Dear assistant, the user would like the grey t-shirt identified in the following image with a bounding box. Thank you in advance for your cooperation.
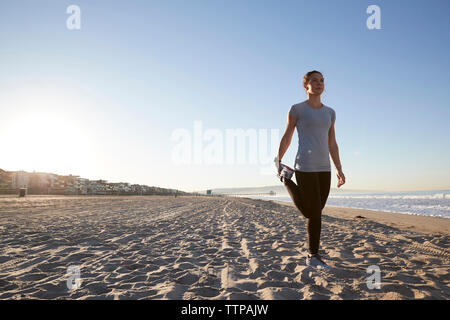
[289,101,336,172]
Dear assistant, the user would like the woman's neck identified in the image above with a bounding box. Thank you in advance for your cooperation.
[306,95,322,108]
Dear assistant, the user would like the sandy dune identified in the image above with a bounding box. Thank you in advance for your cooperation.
[0,195,448,300]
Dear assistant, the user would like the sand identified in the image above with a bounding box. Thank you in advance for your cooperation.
[0,195,448,300]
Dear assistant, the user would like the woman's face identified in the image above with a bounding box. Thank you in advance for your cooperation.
[304,73,324,95]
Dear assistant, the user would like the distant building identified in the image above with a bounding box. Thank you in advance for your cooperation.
[0,169,16,193]
[12,171,29,189]
[28,172,51,194]
[0,168,190,196]
[206,189,212,195]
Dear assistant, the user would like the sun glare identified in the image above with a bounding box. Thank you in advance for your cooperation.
[1,112,93,175]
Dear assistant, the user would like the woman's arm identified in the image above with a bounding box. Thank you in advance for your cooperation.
[278,112,296,161]
[328,120,341,169]
[328,120,346,187]
[329,145,342,169]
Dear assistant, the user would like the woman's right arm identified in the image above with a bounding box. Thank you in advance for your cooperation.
[277,112,296,161]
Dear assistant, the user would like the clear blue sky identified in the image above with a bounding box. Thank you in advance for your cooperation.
[1,0,449,192]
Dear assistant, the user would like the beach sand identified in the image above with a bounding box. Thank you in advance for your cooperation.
[0,195,448,300]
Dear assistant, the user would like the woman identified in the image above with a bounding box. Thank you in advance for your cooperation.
[275,70,345,270]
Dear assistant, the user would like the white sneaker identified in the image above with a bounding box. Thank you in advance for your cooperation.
[277,164,294,182]
[306,254,331,270]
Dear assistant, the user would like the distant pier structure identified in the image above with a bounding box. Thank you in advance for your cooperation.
[222,191,276,197]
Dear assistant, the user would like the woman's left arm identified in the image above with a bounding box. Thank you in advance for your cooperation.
[328,120,346,187]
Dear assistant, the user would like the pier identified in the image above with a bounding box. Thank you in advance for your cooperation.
[220,192,276,197]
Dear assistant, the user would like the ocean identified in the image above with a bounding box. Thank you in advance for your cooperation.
[239,189,450,219]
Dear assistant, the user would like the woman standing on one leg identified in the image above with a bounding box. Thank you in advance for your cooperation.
[275,70,346,269]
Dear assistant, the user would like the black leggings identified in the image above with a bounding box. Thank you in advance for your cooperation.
[284,171,331,255]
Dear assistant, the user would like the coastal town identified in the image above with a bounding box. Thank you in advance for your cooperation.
[0,168,189,196]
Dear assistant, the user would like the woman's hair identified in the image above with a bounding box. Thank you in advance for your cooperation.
[302,70,323,89]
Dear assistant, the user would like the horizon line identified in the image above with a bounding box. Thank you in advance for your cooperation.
[191,186,450,193]
[3,168,449,194]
